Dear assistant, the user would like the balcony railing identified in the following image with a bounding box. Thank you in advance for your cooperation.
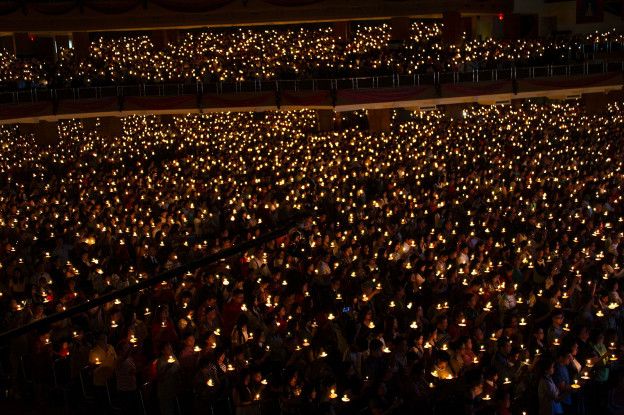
[1,60,622,105]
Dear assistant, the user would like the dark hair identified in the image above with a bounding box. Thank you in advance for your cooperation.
[538,356,555,375]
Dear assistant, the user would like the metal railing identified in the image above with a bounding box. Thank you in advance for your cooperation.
[1,60,622,106]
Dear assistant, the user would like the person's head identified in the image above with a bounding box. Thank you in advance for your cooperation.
[464,368,483,398]
[578,326,590,342]
[251,368,262,383]
[157,305,169,321]
[539,356,555,377]
[557,347,572,366]
[533,327,544,341]
[239,369,251,385]
[498,337,512,355]
[96,333,108,348]
[236,313,249,329]
[436,315,448,331]
[591,330,604,345]
[551,310,564,327]
[183,334,195,347]
[484,365,498,383]
[232,288,245,305]
[161,342,173,357]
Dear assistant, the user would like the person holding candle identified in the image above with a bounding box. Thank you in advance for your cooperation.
[553,347,573,414]
[538,356,564,415]
[232,369,261,415]
[155,342,181,415]
[0,102,624,415]
[89,334,117,412]
[115,342,138,414]
[547,310,565,347]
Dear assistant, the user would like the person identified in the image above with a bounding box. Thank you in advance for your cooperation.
[546,310,565,347]
[0,101,623,415]
[607,372,624,415]
[552,348,572,414]
[115,342,138,414]
[89,334,117,412]
[232,369,261,415]
[538,357,564,415]
[155,343,181,415]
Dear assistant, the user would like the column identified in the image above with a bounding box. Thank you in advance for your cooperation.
[71,32,90,59]
[442,12,462,44]
[14,33,35,57]
[390,17,410,42]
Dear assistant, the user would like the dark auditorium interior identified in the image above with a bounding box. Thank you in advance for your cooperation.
[0,0,624,414]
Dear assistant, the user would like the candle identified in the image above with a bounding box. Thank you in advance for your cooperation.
[329,388,338,399]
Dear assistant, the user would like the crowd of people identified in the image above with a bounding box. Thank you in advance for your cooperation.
[0,102,622,415]
[0,21,623,89]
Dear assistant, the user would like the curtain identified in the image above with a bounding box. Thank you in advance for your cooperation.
[83,0,142,14]
[149,0,234,12]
